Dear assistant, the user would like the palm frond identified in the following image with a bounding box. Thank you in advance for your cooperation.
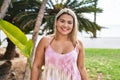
[48,0,54,9]
[22,19,36,33]
[77,14,101,33]
[64,0,71,7]
[67,0,78,8]
[13,12,37,30]
[75,6,103,13]
[3,0,103,37]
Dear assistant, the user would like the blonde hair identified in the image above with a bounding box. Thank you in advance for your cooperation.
[53,8,78,45]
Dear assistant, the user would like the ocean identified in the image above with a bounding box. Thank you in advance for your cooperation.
[79,25,120,38]
[97,25,120,38]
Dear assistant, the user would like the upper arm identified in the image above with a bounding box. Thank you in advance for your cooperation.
[77,40,85,69]
[32,36,49,69]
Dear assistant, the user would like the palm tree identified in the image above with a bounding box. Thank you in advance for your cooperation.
[0,0,42,60]
[13,0,103,37]
[23,0,48,79]
[8,0,103,38]
[1,0,102,60]
[44,0,103,37]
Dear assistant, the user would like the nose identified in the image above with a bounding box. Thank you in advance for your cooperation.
[63,23,68,28]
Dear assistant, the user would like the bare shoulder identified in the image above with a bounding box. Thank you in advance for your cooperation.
[37,35,53,48]
[37,36,49,48]
[76,39,84,50]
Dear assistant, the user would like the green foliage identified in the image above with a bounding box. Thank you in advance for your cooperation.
[2,0,103,37]
[0,0,3,6]
[85,48,120,80]
[4,0,42,34]
[14,12,38,33]
[45,0,103,36]
[0,20,33,59]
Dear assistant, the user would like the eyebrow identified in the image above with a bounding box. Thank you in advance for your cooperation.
[59,18,73,22]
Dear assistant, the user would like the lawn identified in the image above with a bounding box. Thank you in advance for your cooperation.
[85,48,120,80]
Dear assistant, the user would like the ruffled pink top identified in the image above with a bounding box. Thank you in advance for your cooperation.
[40,39,81,80]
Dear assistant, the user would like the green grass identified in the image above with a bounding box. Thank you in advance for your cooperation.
[85,48,120,80]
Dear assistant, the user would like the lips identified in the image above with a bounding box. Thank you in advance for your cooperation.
[61,27,69,32]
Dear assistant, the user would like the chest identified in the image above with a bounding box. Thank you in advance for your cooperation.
[50,41,75,54]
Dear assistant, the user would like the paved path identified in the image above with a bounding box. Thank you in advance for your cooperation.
[80,37,120,49]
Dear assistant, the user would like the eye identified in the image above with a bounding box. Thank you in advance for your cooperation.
[59,19,64,23]
[68,21,73,24]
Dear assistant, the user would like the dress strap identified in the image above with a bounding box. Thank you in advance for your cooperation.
[75,47,79,53]
[49,36,55,45]
[74,41,79,53]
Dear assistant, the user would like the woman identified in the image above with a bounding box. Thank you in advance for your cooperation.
[31,8,87,80]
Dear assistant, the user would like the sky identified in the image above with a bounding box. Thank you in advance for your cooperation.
[52,0,120,26]
[85,0,120,26]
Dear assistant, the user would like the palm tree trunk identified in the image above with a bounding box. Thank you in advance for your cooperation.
[31,0,48,62]
[0,0,11,19]
[93,0,98,38]
[3,38,16,60]
[23,0,48,80]
[94,0,98,23]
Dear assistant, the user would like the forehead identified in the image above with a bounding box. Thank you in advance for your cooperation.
[58,14,73,21]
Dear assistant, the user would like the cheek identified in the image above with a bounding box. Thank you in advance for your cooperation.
[70,27,73,32]
[56,21,61,27]
[70,25,74,32]
[70,25,74,30]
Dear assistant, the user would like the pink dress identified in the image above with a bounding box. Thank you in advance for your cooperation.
[40,40,81,80]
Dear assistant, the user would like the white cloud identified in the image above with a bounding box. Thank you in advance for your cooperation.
[97,0,120,25]
[83,0,120,26]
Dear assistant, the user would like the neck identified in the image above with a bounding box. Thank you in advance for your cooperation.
[55,34,70,41]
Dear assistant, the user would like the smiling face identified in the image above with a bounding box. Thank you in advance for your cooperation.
[54,8,78,44]
[56,13,74,36]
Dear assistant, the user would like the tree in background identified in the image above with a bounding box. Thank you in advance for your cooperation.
[0,0,47,79]
[0,0,103,59]
[13,0,103,37]
[0,0,42,60]
[44,0,103,37]
[23,0,48,79]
